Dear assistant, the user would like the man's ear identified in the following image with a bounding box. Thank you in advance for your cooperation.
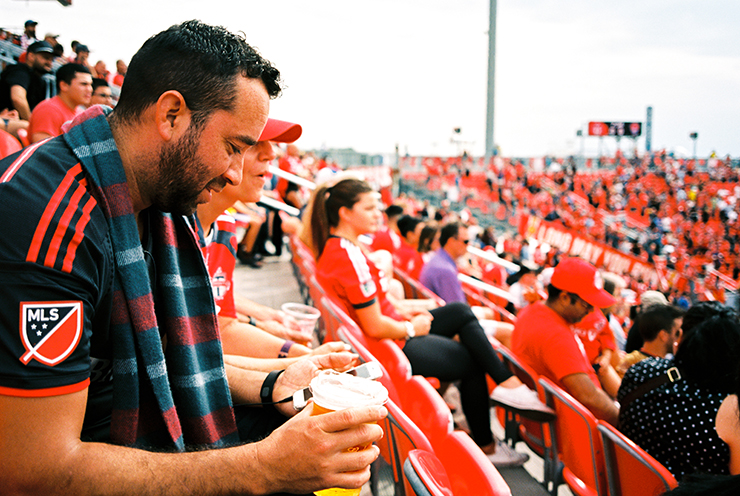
[154,90,191,142]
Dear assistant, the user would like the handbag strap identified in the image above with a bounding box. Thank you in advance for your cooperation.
[620,366,682,411]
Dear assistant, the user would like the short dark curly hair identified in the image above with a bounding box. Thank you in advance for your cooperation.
[112,20,281,129]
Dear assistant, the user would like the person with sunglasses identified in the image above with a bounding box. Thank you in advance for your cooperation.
[512,257,621,425]
[419,221,472,305]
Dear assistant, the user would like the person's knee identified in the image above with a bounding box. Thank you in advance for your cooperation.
[445,301,476,321]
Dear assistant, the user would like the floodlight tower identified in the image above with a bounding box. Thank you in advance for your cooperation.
[484,0,497,162]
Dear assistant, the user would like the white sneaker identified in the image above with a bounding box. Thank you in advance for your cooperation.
[490,384,555,421]
[486,439,529,468]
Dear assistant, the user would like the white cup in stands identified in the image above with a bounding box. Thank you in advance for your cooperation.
[281,302,321,345]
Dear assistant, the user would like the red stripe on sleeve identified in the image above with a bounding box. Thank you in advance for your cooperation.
[0,140,47,184]
[44,183,87,269]
[26,163,84,263]
[62,196,98,273]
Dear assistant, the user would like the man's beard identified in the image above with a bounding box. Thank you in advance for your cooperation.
[154,124,219,216]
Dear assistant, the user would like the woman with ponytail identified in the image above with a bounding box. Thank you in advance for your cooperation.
[306,177,551,467]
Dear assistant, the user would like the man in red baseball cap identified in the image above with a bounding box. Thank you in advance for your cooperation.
[512,257,620,425]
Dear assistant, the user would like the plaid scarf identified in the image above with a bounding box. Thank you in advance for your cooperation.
[63,107,238,450]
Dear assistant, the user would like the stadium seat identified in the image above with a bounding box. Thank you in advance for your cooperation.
[375,399,436,496]
[597,421,678,496]
[403,449,454,496]
[333,323,403,407]
[393,267,445,306]
[539,377,607,496]
[401,374,453,448]
[435,431,512,496]
[494,345,557,491]
[0,129,22,160]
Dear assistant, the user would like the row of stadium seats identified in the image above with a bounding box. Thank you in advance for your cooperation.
[288,233,678,496]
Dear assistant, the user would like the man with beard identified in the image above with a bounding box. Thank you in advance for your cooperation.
[0,40,55,120]
[0,20,385,496]
[511,257,620,425]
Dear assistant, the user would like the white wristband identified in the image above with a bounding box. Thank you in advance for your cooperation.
[404,321,415,340]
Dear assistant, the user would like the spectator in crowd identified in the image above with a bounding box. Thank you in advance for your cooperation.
[43,32,60,47]
[419,221,471,304]
[512,257,620,425]
[197,117,318,349]
[625,290,670,353]
[73,44,94,75]
[66,40,79,63]
[307,177,551,468]
[112,59,127,87]
[506,265,542,311]
[417,223,440,263]
[618,302,740,479]
[20,20,38,49]
[616,304,684,377]
[270,142,306,257]
[90,77,113,107]
[94,60,110,81]
[0,20,385,496]
[371,203,404,254]
[394,214,425,280]
[28,63,91,143]
[52,41,65,64]
[0,40,54,120]
[601,272,628,349]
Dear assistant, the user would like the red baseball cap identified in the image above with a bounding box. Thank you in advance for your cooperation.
[550,257,615,308]
[259,118,302,143]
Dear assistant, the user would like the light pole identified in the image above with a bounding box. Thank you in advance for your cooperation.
[484,0,497,163]
[689,132,698,160]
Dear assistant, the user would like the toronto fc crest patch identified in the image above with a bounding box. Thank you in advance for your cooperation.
[19,301,83,366]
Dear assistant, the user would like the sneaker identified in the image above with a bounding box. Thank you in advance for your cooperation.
[486,439,529,468]
[490,384,555,421]
[237,248,263,268]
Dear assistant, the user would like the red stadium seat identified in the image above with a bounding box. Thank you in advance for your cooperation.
[376,399,436,496]
[435,431,512,496]
[403,449,454,496]
[401,374,453,448]
[494,345,557,491]
[597,421,677,496]
[0,129,22,160]
[539,377,607,496]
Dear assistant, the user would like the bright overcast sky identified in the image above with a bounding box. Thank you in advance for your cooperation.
[4,0,740,159]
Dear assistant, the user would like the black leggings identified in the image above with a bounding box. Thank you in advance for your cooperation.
[401,301,513,447]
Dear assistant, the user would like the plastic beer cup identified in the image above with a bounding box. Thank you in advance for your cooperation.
[281,302,321,346]
[310,370,388,496]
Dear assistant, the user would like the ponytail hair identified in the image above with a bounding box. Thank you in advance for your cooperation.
[306,178,373,259]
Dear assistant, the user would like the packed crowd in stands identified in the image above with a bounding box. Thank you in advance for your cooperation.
[0,19,127,148]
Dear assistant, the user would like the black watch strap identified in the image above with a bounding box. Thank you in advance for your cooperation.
[260,369,285,408]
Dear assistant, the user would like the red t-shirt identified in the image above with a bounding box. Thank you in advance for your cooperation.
[317,236,402,328]
[393,238,424,280]
[573,309,616,364]
[202,213,237,319]
[512,302,600,390]
[28,95,79,139]
[370,226,401,254]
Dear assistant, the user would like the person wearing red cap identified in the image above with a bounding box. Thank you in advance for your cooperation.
[512,257,620,425]
[197,118,340,359]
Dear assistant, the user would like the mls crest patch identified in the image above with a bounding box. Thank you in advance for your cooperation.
[19,301,83,366]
